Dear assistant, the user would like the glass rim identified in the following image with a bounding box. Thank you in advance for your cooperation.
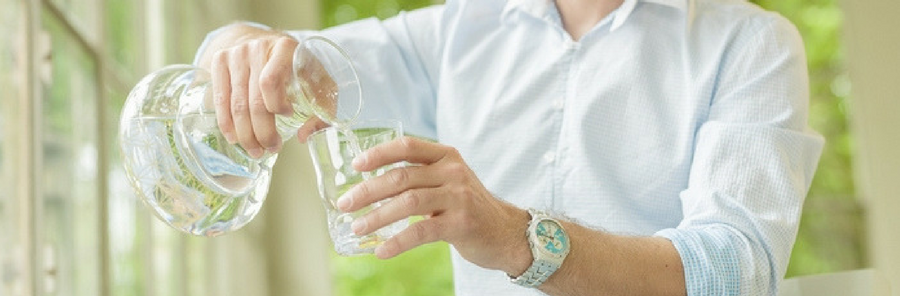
[306,119,403,142]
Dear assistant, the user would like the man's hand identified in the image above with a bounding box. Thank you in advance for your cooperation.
[335,137,534,276]
[201,25,330,159]
[210,35,296,158]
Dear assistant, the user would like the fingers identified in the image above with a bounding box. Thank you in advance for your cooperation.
[353,137,454,171]
[210,36,299,156]
[259,37,297,116]
[350,187,449,237]
[375,217,446,259]
[227,46,265,158]
[249,41,281,154]
[211,51,236,144]
[337,165,441,212]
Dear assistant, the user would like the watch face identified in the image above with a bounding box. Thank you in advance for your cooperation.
[535,219,568,256]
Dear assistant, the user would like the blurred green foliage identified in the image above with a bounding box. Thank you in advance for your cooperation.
[322,1,455,296]
[324,0,859,294]
[322,0,434,27]
[330,241,455,296]
[749,0,864,277]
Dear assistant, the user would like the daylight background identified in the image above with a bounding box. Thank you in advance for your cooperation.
[1,0,898,295]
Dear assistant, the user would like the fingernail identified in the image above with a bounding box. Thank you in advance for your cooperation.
[351,218,367,234]
[374,245,390,259]
[266,143,281,154]
[248,147,263,158]
[352,153,367,168]
[336,195,352,211]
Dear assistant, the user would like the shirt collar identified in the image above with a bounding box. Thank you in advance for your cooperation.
[501,0,691,32]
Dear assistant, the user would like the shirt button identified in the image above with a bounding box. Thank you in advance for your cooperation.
[543,151,556,163]
[553,99,565,110]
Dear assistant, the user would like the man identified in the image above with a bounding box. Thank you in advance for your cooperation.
[195,0,824,294]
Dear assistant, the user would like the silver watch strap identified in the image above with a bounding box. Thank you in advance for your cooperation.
[511,258,558,288]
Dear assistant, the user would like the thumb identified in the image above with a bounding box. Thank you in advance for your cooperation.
[296,117,330,143]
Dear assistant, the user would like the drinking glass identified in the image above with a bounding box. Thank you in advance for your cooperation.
[307,120,408,255]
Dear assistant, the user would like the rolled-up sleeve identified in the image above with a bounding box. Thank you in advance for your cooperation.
[655,14,824,296]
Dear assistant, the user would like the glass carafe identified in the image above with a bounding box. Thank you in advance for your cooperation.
[118,36,361,236]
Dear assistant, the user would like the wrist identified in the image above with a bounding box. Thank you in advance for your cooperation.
[501,207,534,277]
[196,23,285,70]
[508,209,573,288]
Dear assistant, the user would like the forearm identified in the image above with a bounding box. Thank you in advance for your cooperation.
[504,218,687,296]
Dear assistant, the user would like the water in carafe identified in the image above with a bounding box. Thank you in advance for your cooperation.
[119,36,362,236]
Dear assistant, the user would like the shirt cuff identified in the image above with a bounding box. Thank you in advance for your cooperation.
[656,227,755,296]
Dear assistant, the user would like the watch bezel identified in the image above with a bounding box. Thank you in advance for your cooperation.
[526,214,570,261]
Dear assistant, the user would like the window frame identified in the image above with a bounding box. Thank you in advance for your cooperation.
[7,0,126,295]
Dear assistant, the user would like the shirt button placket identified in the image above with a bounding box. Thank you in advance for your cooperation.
[550,39,580,210]
[553,98,565,110]
[543,151,556,164]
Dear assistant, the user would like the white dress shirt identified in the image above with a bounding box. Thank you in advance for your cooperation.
[197,0,824,294]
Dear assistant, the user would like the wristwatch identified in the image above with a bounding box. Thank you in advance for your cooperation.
[509,209,571,288]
